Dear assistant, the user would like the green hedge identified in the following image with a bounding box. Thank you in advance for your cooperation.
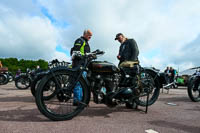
[0,58,48,74]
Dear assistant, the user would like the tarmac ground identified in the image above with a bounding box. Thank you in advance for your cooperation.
[0,82,200,133]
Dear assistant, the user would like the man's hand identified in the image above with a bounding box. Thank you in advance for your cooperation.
[117,55,121,60]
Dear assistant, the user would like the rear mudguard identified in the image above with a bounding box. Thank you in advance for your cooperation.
[143,67,163,88]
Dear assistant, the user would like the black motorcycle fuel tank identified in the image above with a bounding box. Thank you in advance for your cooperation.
[88,61,119,73]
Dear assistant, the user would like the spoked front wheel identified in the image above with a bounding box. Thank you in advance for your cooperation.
[35,70,90,121]
[0,74,8,85]
[187,77,200,102]
[135,70,160,106]
[31,76,43,97]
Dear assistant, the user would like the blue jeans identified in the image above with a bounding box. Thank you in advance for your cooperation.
[73,71,87,103]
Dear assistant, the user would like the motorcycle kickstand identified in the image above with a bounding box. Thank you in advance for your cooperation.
[145,92,149,114]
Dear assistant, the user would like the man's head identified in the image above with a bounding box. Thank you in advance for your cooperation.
[115,33,126,43]
[83,29,92,41]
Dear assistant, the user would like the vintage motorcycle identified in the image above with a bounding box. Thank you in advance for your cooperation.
[187,70,200,102]
[15,69,37,90]
[7,72,14,82]
[30,59,70,97]
[0,67,9,85]
[0,73,9,85]
[35,50,162,121]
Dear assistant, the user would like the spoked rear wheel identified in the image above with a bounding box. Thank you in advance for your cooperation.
[135,70,160,106]
[15,76,31,90]
[35,70,90,121]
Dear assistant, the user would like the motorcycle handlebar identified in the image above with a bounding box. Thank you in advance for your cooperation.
[72,49,104,60]
[88,49,105,56]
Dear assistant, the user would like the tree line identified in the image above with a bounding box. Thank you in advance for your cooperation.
[0,58,48,74]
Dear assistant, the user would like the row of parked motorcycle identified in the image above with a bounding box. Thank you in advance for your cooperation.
[0,67,41,90]
[0,50,199,121]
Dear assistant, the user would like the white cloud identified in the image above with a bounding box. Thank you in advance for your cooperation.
[1,0,200,71]
[0,4,59,60]
[52,51,71,62]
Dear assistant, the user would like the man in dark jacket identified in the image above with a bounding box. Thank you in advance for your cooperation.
[70,29,92,106]
[115,33,139,67]
[169,67,175,83]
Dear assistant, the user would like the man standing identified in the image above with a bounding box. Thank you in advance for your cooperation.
[169,67,175,83]
[115,33,139,67]
[71,29,92,67]
[164,66,170,84]
[70,29,92,106]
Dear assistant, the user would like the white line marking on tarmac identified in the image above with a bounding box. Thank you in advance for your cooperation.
[145,129,159,133]
[166,102,177,106]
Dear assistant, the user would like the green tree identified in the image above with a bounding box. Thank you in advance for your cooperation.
[0,58,48,74]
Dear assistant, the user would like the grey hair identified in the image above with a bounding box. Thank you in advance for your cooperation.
[83,29,88,35]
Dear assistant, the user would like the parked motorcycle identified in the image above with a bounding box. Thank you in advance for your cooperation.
[15,69,35,90]
[35,50,162,121]
[30,59,70,97]
[187,70,200,102]
[7,72,14,82]
[0,67,9,85]
[0,73,9,85]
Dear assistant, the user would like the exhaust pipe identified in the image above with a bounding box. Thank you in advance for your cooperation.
[113,87,133,99]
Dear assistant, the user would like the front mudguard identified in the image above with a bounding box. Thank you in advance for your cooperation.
[48,66,90,87]
[45,66,91,104]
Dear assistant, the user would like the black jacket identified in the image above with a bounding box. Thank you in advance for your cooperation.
[70,37,90,56]
[70,37,91,67]
[118,38,139,64]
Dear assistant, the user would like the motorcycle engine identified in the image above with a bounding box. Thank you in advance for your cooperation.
[91,73,120,105]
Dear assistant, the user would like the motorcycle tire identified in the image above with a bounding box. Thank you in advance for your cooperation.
[187,77,200,102]
[31,76,56,101]
[8,73,14,82]
[135,70,160,106]
[0,74,9,85]
[35,70,90,121]
[31,76,43,97]
[15,75,31,90]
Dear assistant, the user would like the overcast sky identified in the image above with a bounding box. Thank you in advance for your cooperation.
[0,0,200,72]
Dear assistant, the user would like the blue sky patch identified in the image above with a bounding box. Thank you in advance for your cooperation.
[40,7,68,28]
[56,45,70,56]
[32,0,68,28]
[143,48,161,59]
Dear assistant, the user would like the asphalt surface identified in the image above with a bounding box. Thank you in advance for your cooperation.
[0,82,200,133]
